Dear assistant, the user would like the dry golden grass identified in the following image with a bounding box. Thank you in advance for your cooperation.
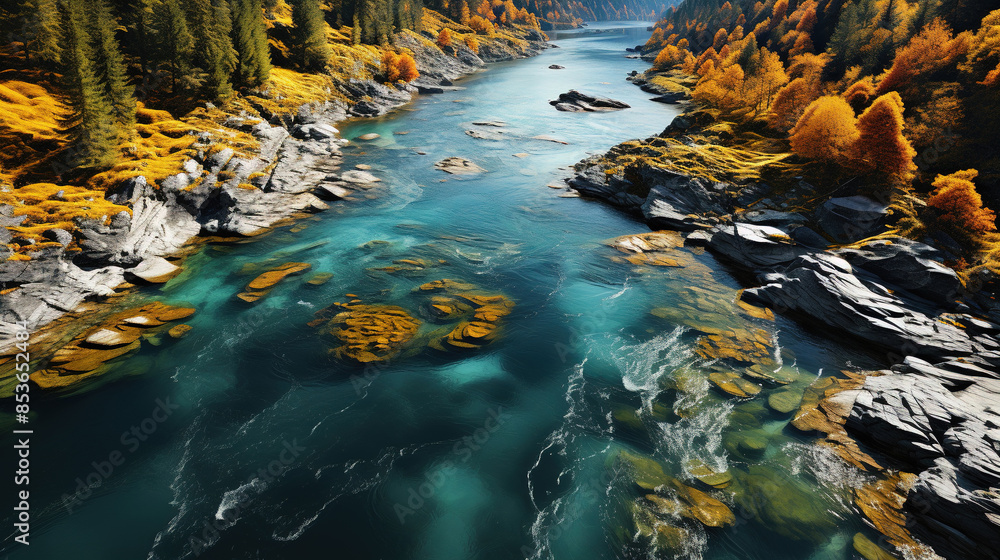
[602,136,795,184]
[0,78,70,186]
[0,182,131,244]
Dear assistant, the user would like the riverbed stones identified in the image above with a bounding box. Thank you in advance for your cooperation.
[550,90,630,112]
[435,157,486,175]
[732,465,839,543]
[29,302,194,389]
[768,386,804,414]
[167,324,192,339]
[709,370,762,398]
[357,133,381,140]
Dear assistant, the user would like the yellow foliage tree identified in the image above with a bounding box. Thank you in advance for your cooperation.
[789,95,860,164]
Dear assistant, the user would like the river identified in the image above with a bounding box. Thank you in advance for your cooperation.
[5,22,887,560]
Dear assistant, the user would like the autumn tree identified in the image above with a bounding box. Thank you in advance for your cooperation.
[926,169,997,243]
[464,34,479,53]
[437,27,453,47]
[789,96,860,164]
[875,18,969,98]
[852,91,917,178]
[712,27,727,50]
[382,51,419,82]
[843,76,876,112]
[959,9,1000,86]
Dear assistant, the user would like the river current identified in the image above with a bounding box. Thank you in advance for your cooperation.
[5,23,890,560]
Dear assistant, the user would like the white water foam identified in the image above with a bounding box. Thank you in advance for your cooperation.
[613,327,689,413]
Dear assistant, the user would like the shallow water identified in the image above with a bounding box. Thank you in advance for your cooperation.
[6,23,889,560]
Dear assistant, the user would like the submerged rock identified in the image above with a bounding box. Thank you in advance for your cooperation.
[237,262,311,303]
[28,302,194,390]
[320,303,421,363]
[550,90,630,112]
[435,157,486,175]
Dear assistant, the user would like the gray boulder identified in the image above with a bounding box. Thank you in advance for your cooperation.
[814,195,888,243]
[835,238,962,307]
[707,223,805,268]
[745,253,981,359]
[550,90,630,112]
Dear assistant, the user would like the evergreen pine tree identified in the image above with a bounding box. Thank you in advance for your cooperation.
[88,0,136,130]
[153,0,195,93]
[60,0,119,169]
[351,12,362,44]
[291,0,332,70]
[230,0,271,86]
[22,0,63,66]
[187,0,237,99]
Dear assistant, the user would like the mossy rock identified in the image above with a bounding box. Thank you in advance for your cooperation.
[322,303,421,363]
[768,387,804,414]
[853,533,899,560]
[709,371,761,398]
[611,449,672,490]
[612,406,644,430]
[687,459,733,488]
[732,465,838,543]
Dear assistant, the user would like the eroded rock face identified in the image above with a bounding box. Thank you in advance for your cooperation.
[550,90,631,112]
[834,238,963,307]
[745,253,989,362]
[708,223,805,268]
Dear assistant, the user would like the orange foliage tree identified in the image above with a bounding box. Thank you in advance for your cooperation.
[712,28,728,50]
[960,9,1000,86]
[927,169,997,242]
[852,91,917,178]
[469,15,495,34]
[876,19,969,98]
[843,76,876,112]
[437,28,453,48]
[789,95,860,164]
[464,35,479,53]
[382,52,420,83]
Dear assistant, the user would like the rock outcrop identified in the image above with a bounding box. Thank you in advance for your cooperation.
[550,90,631,112]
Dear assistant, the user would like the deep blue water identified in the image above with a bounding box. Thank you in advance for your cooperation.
[4,23,888,560]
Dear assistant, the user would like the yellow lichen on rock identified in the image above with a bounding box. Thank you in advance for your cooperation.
[322,303,421,363]
[237,262,311,302]
[25,302,194,390]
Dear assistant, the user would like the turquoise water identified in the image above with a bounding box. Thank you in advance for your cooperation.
[6,23,888,560]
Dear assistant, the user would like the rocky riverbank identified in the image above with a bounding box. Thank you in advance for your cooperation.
[562,89,1000,559]
[0,28,547,351]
